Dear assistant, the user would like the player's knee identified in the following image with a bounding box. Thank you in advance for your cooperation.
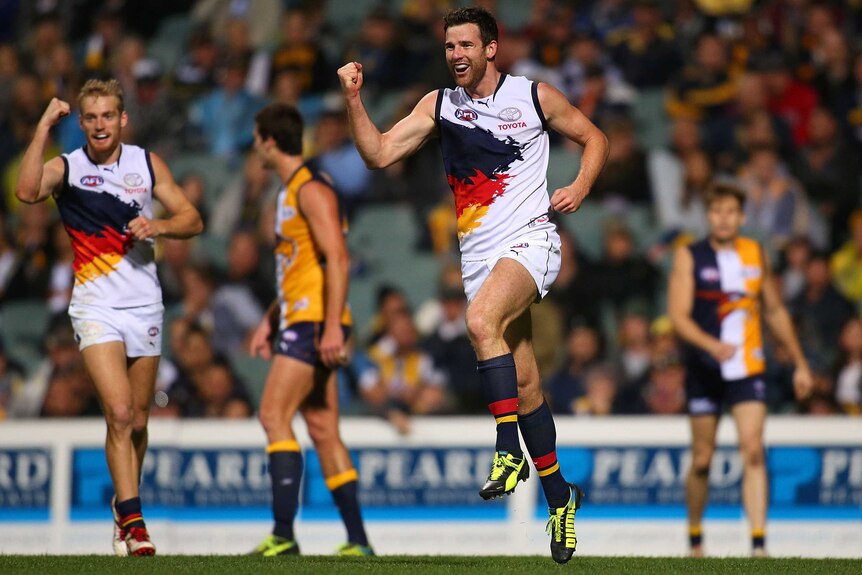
[465,308,500,346]
[257,405,283,435]
[105,404,134,434]
[740,441,765,468]
[690,450,713,476]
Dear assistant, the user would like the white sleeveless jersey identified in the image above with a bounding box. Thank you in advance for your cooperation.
[56,144,162,307]
[436,74,555,260]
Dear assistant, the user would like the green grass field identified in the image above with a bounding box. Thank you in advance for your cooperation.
[0,556,860,574]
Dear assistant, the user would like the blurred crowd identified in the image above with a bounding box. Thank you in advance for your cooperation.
[2,0,862,429]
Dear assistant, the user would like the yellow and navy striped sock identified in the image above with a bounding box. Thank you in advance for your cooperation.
[479,354,521,456]
[267,440,302,540]
[519,401,569,508]
[116,496,145,530]
[752,529,765,550]
[689,525,703,548]
[327,468,369,546]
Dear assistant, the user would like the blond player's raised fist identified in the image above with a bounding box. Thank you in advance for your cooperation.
[39,98,71,129]
[337,62,363,98]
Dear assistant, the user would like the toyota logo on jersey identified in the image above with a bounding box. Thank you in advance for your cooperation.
[454,108,478,122]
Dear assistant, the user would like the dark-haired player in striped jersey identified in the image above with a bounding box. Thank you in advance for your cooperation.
[248,103,372,557]
[668,183,812,557]
[338,6,608,564]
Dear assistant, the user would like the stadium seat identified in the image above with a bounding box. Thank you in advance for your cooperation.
[547,145,581,193]
[229,353,270,408]
[147,14,192,73]
[631,88,670,150]
[166,152,230,209]
[0,299,50,376]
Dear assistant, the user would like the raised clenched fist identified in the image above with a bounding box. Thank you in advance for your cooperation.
[337,62,364,98]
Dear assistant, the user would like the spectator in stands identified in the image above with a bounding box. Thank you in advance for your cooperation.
[3,202,53,302]
[638,352,687,415]
[606,0,682,90]
[366,284,411,346]
[191,0,281,53]
[222,229,274,310]
[419,263,481,413]
[666,33,738,127]
[184,359,252,418]
[546,318,602,414]
[761,51,819,147]
[831,212,862,308]
[269,9,332,95]
[614,307,653,391]
[789,252,856,369]
[343,8,407,93]
[546,224,600,328]
[5,320,82,418]
[0,340,25,420]
[313,110,373,217]
[165,322,218,416]
[738,145,815,250]
[778,236,813,302]
[588,118,652,205]
[177,173,209,230]
[594,219,658,318]
[209,152,280,239]
[46,220,73,319]
[125,58,186,158]
[654,148,710,235]
[188,57,266,162]
[572,364,619,416]
[39,364,100,417]
[364,311,448,434]
[82,4,125,77]
[792,107,859,248]
[811,29,854,122]
[173,26,220,101]
[157,237,198,307]
[834,316,862,415]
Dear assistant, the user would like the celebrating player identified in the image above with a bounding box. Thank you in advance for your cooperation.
[338,6,608,564]
[15,79,203,556]
[248,103,373,557]
[668,182,813,557]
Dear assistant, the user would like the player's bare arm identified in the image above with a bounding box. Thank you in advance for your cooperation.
[338,62,437,169]
[300,180,350,368]
[538,82,609,213]
[15,98,70,204]
[129,152,204,240]
[668,246,736,363]
[760,250,813,400]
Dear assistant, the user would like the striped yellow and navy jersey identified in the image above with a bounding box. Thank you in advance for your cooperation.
[275,162,351,328]
[688,236,765,380]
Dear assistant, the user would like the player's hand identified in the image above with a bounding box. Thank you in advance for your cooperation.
[38,98,71,129]
[319,325,347,369]
[708,340,736,363]
[249,318,273,360]
[337,62,363,99]
[550,183,588,213]
[792,364,814,402]
[127,216,164,240]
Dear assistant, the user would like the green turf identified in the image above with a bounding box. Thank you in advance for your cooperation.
[0,556,860,575]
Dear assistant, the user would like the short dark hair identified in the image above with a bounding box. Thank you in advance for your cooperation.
[255,103,303,156]
[704,182,746,209]
[443,7,498,48]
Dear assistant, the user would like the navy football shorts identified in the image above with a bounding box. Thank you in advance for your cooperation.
[274,322,351,367]
[685,361,767,416]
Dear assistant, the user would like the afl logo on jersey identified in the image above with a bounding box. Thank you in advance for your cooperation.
[498,107,522,121]
[124,173,144,187]
[700,267,720,282]
[455,108,478,122]
[80,175,104,187]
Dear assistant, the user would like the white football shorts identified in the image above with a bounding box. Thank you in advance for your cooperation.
[461,230,562,303]
[68,302,164,357]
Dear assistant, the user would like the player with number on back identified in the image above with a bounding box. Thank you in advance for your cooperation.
[338,6,608,564]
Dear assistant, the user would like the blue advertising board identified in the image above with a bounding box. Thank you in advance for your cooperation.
[0,448,51,520]
[543,446,862,520]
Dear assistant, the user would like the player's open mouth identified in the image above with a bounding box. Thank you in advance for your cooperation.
[453,63,469,74]
[94,134,110,140]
